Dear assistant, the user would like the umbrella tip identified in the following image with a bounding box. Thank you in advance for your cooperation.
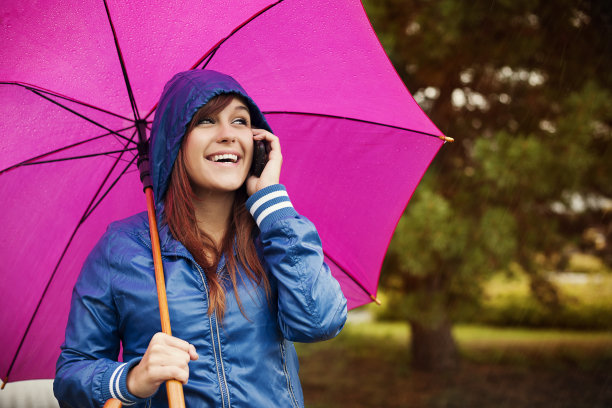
[438,135,454,143]
[1,377,7,390]
[369,294,382,306]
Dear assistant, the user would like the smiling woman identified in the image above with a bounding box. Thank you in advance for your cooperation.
[182,95,254,196]
[53,70,348,408]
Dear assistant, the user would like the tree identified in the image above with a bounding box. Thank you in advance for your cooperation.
[363,0,612,370]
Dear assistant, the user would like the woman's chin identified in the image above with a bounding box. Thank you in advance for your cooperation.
[194,179,247,196]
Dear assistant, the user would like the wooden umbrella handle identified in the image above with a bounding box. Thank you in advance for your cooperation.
[145,187,186,408]
[103,399,122,408]
[103,383,184,408]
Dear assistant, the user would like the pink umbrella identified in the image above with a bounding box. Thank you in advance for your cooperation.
[0,0,448,386]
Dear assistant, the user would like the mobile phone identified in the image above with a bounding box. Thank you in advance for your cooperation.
[250,140,269,177]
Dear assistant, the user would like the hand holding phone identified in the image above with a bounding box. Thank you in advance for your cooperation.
[247,129,281,196]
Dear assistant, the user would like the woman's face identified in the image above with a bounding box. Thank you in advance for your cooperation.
[183,97,254,196]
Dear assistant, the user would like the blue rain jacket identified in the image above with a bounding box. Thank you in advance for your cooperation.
[54,70,347,407]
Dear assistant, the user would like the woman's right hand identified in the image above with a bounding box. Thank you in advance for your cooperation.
[246,129,282,196]
[126,332,199,398]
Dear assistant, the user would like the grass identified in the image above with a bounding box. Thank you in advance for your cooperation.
[296,319,612,408]
[455,325,612,370]
[296,263,612,406]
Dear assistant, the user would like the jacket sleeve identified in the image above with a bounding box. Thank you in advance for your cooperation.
[53,227,147,408]
[246,184,347,343]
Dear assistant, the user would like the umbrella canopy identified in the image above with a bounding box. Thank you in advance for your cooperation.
[0,0,446,383]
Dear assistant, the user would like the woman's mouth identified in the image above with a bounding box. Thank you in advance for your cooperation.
[207,153,239,163]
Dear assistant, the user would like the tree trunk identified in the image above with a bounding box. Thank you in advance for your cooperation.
[409,318,458,371]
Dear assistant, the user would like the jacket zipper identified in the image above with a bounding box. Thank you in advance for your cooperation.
[280,341,300,408]
[194,262,231,408]
[148,235,232,407]
[215,316,232,406]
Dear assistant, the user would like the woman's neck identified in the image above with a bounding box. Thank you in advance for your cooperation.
[191,190,235,247]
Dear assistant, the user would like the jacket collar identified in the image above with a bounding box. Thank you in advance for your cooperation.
[136,203,231,271]
[134,202,192,259]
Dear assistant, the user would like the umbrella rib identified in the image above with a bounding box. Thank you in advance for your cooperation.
[200,47,219,70]
[0,82,134,122]
[263,111,444,140]
[102,0,141,121]
[0,126,137,175]
[29,89,137,145]
[193,0,284,70]
[79,128,138,224]
[142,0,285,121]
[15,148,138,167]
[324,250,378,302]
[82,154,138,222]
[78,130,138,223]
[3,135,137,384]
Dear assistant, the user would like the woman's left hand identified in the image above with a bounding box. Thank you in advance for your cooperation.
[247,129,282,196]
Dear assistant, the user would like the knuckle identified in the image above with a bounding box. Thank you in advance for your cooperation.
[144,365,155,378]
[174,367,188,382]
[181,368,190,383]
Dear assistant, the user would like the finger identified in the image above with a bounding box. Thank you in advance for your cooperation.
[251,128,278,141]
[146,364,190,385]
[252,131,281,157]
[148,334,198,364]
[158,333,194,354]
[146,345,191,368]
[173,366,190,385]
[268,134,281,153]
[188,343,199,360]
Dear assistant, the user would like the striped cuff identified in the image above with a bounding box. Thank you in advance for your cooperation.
[246,184,298,231]
[101,359,144,406]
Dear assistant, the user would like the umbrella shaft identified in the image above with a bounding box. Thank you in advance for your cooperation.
[145,187,186,407]
[146,187,173,335]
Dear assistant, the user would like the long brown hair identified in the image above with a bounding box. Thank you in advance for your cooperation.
[163,94,270,320]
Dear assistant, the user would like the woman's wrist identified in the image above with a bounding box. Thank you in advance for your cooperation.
[101,359,144,405]
[246,185,298,230]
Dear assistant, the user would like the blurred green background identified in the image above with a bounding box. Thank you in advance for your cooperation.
[298,1,612,406]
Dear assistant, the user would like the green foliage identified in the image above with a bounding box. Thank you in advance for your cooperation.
[389,185,464,275]
[474,132,559,199]
[364,0,612,331]
[382,180,517,326]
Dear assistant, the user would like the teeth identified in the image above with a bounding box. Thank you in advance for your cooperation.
[211,154,238,163]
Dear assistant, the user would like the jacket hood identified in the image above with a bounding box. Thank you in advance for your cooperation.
[149,70,272,201]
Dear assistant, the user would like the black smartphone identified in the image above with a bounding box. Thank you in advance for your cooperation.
[251,140,269,177]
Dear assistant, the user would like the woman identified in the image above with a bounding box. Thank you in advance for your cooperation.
[53,70,347,407]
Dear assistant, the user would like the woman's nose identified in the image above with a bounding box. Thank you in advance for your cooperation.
[216,123,236,143]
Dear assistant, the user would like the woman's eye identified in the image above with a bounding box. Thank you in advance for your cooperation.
[233,118,249,125]
[197,118,214,125]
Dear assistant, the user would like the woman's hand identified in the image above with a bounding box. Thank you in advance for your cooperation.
[246,129,282,196]
[126,332,199,399]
